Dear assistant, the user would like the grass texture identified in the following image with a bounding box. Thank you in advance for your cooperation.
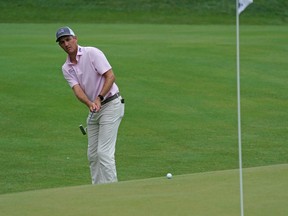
[0,164,287,216]
[0,23,287,195]
[0,0,287,24]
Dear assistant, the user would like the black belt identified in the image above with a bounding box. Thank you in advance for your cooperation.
[101,93,120,105]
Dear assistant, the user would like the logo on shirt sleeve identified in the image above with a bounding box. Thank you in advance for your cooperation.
[68,68,76,74]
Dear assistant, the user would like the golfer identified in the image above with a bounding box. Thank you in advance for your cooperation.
[56,26,124,184]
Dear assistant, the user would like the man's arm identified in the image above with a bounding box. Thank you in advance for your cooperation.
[72,84,97,112]
[72,69,116,112]
[93,69,116,110]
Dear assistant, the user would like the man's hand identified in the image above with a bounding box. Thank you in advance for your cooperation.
[93,97,102,112]
[89,101,99,112]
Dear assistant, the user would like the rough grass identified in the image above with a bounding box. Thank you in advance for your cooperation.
[0,0,287,24]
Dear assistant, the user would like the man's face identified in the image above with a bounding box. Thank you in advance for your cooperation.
[58,36,78,55]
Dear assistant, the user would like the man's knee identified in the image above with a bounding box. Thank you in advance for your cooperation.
[97,150,114,165]
[87,151,97,162]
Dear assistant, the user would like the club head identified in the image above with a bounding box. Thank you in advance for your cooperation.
[79,124,87,135]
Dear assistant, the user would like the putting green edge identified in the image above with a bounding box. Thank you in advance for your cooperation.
[1,164,287,216]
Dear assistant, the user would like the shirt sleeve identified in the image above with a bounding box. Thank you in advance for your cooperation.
[89,48,112,75]
[62,66,79,88]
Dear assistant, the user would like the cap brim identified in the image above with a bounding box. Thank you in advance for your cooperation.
[56,34,73,42]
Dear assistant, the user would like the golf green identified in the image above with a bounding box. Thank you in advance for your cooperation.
[1,164,287,216]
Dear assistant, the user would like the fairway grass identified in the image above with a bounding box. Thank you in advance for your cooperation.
[0,164,287,216]
[1,23,287,194]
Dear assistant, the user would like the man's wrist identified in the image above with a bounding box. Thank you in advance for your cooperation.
[98,94,104,101]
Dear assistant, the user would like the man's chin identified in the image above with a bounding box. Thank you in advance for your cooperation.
[66,49,74,54]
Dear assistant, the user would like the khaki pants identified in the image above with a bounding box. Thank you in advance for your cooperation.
[87,96,124,184]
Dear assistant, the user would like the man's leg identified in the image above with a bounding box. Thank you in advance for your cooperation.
[97,97,124,183]
[87,113,100,184]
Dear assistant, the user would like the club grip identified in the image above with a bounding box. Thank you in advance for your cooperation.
[79,124,86,135]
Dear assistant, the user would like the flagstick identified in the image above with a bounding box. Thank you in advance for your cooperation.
[236,0,245,216]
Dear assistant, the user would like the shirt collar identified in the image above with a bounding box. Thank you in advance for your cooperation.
[77,45,83,56]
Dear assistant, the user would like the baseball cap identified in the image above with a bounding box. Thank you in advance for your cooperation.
[55,26,75,42]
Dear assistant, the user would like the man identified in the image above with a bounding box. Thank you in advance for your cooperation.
[56,26,124,184]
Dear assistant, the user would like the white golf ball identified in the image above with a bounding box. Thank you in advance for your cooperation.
[166,173,172,179]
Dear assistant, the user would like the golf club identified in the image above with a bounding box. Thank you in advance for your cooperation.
[79,110,95,135]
